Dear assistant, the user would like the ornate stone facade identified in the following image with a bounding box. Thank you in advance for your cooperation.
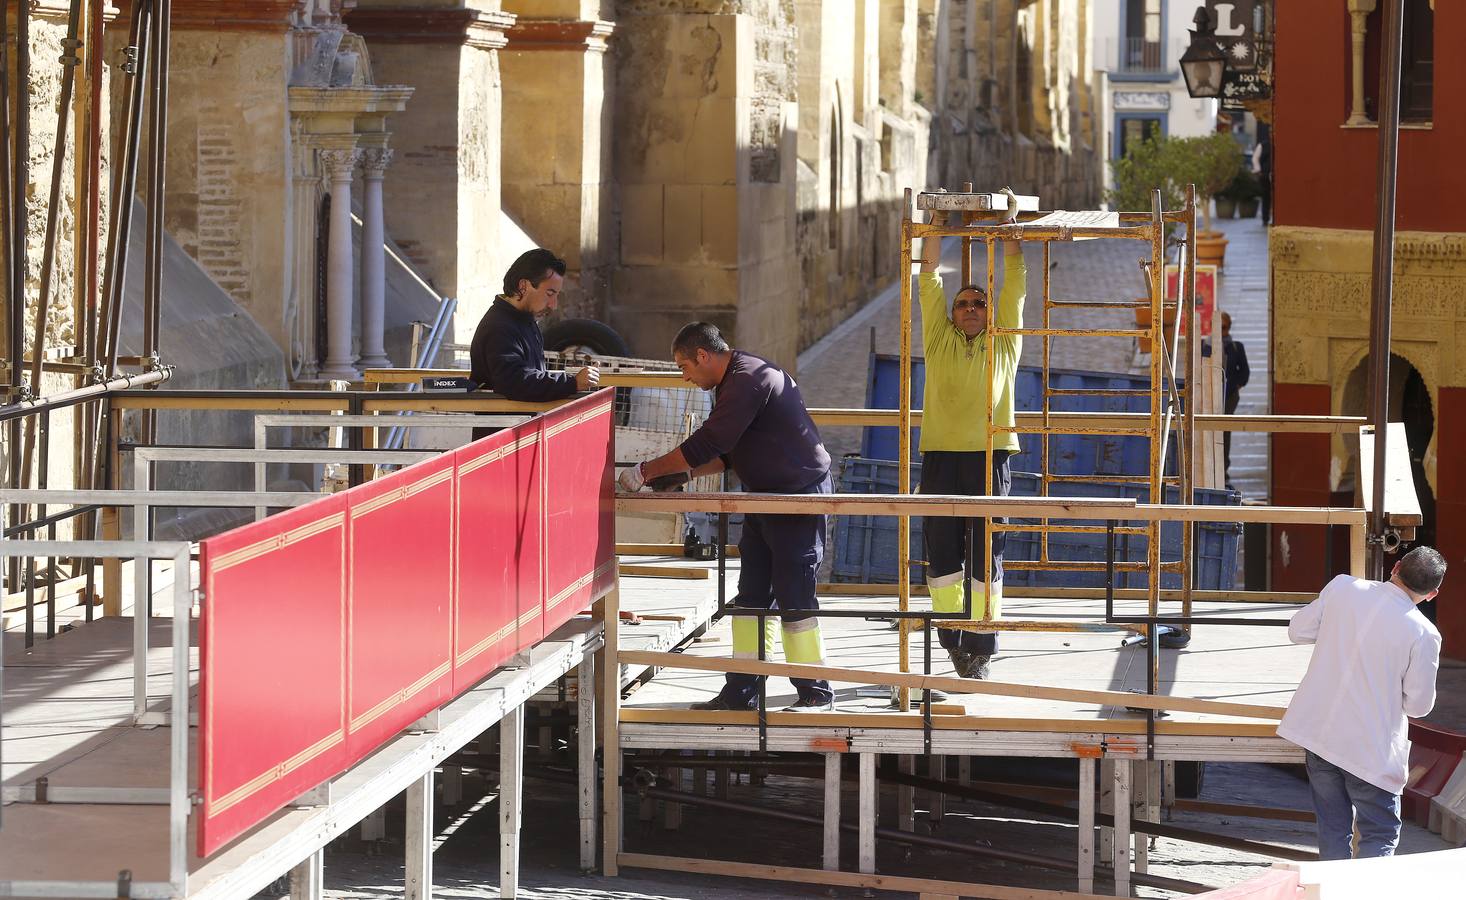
[1271,224,1466,505]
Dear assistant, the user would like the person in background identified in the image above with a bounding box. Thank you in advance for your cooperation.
[1220,311,1250,484]
[1277,546,1446,861]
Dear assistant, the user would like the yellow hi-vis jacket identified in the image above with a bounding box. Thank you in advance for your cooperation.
[917,252,1027,454]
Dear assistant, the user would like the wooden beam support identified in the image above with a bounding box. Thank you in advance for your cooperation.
[618,853,1116,900]
[617,564,709,580]
[617,492,1365,526]
[617,650,1286,720]
[617,707,1279,737]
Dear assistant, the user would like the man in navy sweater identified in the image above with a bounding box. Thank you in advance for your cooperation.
[619,323,836,712]
[469,248,599,401]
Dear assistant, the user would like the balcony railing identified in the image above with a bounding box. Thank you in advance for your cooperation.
[1108,37,1181,76]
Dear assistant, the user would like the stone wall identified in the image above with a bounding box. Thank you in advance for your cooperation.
[159,27,294,353]
[925,0,1100,210]
[609,9,801,364]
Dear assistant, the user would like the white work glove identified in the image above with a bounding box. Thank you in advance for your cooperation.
[617,462,646,493]
[1000,186,1020,224]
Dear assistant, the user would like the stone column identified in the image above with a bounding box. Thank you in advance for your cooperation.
[319,147,361,380]
[500,12,615,320]
[358,147,394,369]
[1347,0,1377,126]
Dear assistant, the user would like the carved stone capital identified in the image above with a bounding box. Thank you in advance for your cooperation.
[360,147,394,178]
[319,147,360,181]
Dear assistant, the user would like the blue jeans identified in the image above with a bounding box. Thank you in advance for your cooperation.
[1305,750,1402,860]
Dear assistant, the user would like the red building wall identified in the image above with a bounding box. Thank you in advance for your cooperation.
[1272,1,1464,655]
[1273,0,1463,232]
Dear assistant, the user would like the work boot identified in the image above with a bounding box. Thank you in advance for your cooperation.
[969,655,991,680]
[690,695,755,711]
[783,696,836,713]
[946,648,975,679]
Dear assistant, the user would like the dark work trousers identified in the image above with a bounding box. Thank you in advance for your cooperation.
[921,450,1012,656]
[1223,390,1240,480]
[719,474,835,706]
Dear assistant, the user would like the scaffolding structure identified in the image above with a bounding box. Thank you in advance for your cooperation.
[892,186,1201,709]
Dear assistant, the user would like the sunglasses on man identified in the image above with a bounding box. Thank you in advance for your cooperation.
[953,296,987,311]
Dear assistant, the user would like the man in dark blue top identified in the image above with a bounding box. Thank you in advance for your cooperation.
[469,248,599,401]
[619,322,835,712]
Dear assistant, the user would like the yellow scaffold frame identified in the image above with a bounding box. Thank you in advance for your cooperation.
[893,185,1200,710]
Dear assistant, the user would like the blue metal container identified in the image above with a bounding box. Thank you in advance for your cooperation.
[830,457,1238,591]
[861,354,1179,477]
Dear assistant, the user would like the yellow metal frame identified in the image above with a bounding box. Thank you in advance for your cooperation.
[893,187,1199,708]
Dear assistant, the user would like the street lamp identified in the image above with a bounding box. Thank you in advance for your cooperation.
[1180,7,1227,99]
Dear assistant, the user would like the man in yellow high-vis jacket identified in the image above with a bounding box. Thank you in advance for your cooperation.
[917,191,1026,681]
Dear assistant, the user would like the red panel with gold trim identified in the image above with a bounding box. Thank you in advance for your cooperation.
[541,391,616,634]
[198,494,350,856]
[453,419,543,690]
[345,452,456,760]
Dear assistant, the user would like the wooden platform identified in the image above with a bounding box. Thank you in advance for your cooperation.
[618,589,1310,761]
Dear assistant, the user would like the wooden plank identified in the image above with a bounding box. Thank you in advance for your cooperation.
[601,584,623,876]
[618,564,709,580]
[858,754,876,874]
[617,650,1287,720]
[1,569,97,612]
[806,408,1362,434]
[618,543,740,558]
[617,853,1114,900]
[1359,423,1425,526]
[823,754,841,872]
[617,493,1365,526]
[619,491,1138,519]
[110,396,350,411]
[618,707,1280,737]
[817,583,1316,604]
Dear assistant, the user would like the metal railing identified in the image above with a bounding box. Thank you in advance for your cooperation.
[1107,37,1181,75]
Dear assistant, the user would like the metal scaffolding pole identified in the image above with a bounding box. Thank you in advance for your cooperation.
[1366,0,1405,579]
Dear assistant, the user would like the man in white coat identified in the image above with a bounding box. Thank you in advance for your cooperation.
[1277,546,1446,860]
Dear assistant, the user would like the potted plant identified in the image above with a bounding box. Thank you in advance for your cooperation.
[1168,133,1242,267]
[1105,135,1185,224]
[1214,170,1253,220]
[1237,169,1261,219]
[1106,133,1242,268]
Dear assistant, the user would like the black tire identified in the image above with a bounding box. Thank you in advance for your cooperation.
[543,318,631,357]
[543,318,633,425]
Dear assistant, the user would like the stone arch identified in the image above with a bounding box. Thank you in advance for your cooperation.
[829,84,844,252]
[1333,341,1439,499]
[1335,347,1438,553]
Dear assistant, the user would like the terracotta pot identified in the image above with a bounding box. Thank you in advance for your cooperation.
[1195,230,1228,268]
[1214,197,1237,219]
[1238,198,1260,219]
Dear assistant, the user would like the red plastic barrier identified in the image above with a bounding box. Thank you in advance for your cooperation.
[345,452,456,760]
[199,494,351,856]
[540,394,616,635]
[454,420,543,689]
[1404,720,1466,826]
[199,392,615,856]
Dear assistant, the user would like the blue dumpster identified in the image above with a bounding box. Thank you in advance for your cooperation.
[830,457,1239,591]
[860,354,1179,477]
